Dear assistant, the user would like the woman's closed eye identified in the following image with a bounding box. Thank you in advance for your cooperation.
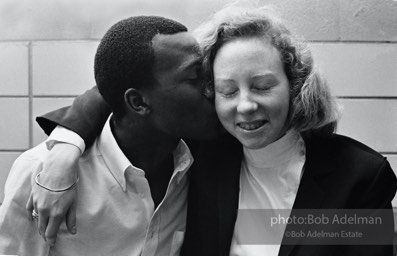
[215,85,238,97]
[251,76,278,93]
[252,84,272,93]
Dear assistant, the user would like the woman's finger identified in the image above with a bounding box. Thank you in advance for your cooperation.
[66,199,77,234]
[37,209,49,241]
[45,213,64,246]
[26,194,34,221]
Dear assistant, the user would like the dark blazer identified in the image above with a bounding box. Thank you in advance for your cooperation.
[37,88,396,256]
[37,87,111,146]
[181,132,397,256]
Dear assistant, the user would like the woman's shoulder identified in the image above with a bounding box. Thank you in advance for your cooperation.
[306,133,385,165]
[303,132,395,187]
[304,133,396,207]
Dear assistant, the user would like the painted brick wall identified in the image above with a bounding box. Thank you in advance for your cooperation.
[0,0,396,208]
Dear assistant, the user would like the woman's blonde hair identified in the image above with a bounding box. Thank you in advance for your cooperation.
[194,4,340,135]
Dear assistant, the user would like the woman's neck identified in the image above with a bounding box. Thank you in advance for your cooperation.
[243,130,304,168]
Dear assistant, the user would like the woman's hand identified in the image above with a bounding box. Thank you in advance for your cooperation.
[26,143,81,246]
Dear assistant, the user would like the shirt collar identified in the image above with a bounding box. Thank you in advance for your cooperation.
[243,129,305,168]
[97,117,137,191]
[172,139,194,184]
[97,116,193,191]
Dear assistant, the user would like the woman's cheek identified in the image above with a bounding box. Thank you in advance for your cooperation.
[215,98,233,125]
[215,97,228,117]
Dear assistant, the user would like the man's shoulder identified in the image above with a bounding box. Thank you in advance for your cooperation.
[14,142,49,166]
[3,143,49,201]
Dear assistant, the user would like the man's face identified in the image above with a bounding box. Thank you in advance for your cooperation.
[146,32,221,140]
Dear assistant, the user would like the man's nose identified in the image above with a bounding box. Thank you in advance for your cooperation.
[237,93,258,114]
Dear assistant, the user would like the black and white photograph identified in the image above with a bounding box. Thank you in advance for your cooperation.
[0,0,396,255]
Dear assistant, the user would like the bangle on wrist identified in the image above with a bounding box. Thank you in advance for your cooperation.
[35,171,79,192]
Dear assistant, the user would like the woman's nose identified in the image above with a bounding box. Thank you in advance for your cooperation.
[236,94,258,114]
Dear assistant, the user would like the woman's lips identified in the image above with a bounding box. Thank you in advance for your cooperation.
[237,120,267,131]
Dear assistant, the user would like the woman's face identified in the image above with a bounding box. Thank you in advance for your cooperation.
[213,37,290,149]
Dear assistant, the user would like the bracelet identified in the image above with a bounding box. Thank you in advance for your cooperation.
[35,171,79,192]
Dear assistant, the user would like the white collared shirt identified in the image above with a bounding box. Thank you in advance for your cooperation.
[0,117,193,256]
[230,130,306,256]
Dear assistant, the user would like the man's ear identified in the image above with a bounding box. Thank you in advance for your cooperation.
[124,88,151,115]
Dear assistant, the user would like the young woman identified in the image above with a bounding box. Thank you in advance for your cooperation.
[28,4,396,256]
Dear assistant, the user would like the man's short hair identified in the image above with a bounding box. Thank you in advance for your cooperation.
[94,16,188,116]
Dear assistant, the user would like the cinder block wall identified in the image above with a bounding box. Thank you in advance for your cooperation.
[0,0,396,204]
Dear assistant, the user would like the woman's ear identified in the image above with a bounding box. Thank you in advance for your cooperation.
[124,88,151,116]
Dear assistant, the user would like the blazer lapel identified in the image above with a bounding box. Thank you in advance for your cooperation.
[278,134,327,256]
[217,135,243,256]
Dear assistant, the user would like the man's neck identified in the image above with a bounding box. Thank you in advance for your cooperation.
[109,116,179,179]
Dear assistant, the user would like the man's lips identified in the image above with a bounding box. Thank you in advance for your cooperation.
[236,120,267,131]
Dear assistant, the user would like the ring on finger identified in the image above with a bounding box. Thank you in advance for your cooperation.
[32,209,39,220]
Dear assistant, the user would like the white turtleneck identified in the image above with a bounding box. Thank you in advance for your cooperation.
[230,129,306,256]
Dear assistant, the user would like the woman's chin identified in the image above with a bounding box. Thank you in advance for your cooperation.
[239,138,269,150]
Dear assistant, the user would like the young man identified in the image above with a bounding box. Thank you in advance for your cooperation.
[0,16,220,256]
